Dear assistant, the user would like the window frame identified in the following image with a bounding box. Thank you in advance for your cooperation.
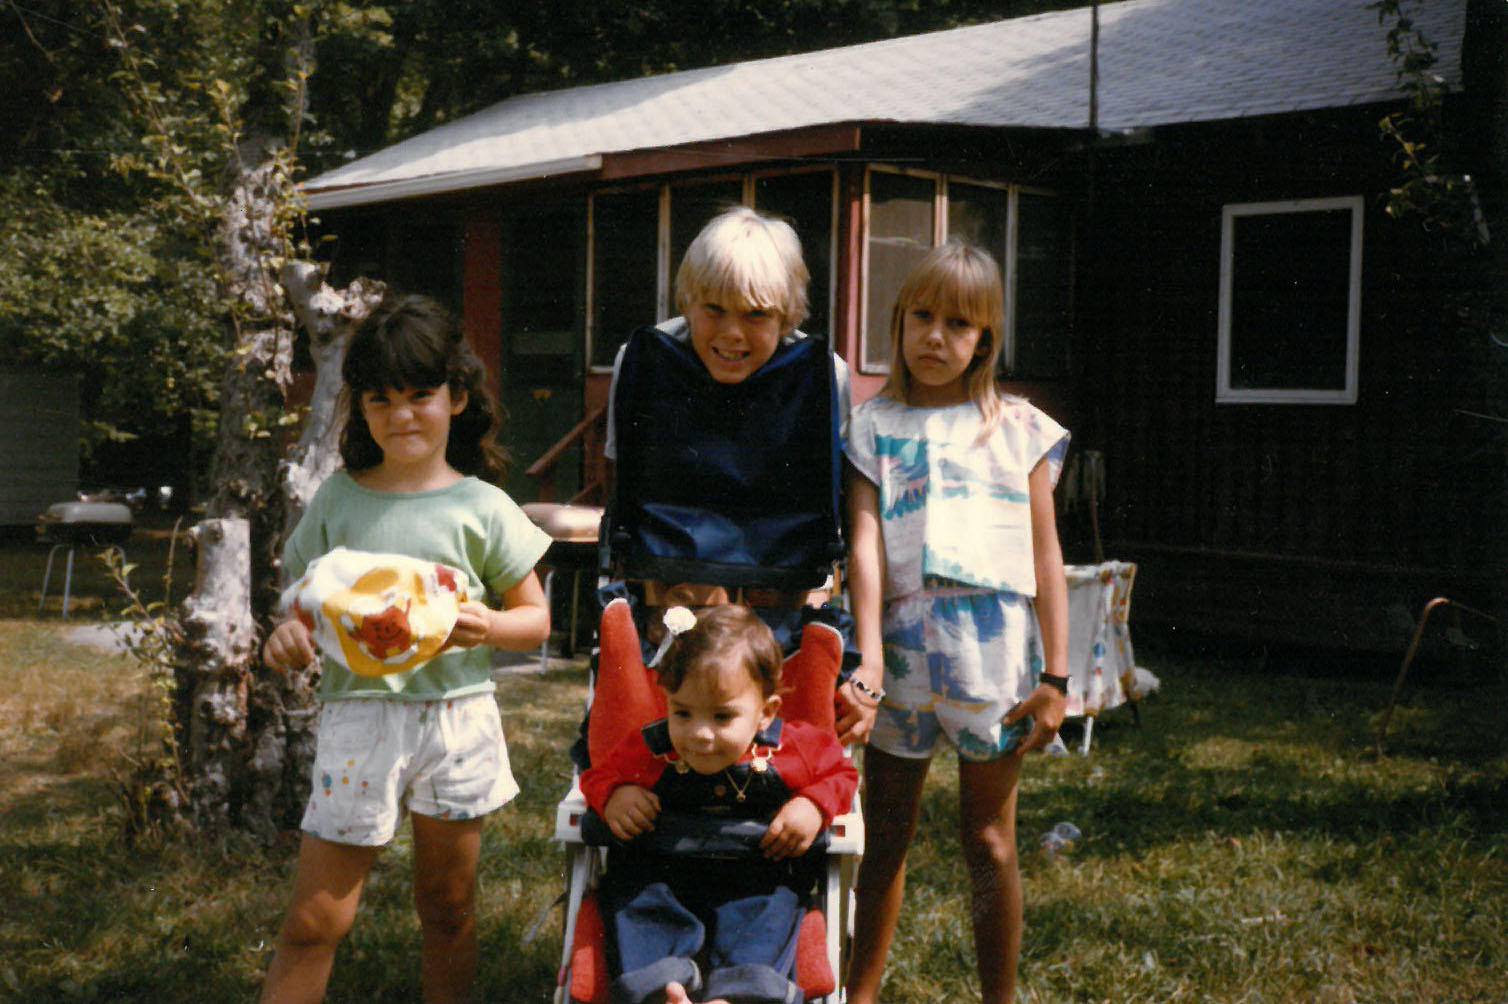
[859,165,1069,377]
[1216,195,1364,406]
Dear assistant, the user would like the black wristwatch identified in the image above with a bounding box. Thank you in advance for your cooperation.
[1039,674,1068,694]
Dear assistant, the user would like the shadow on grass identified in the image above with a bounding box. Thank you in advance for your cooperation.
[1015,649,1508,857]
[5,620,1503,1002]
[3,789,569,1003]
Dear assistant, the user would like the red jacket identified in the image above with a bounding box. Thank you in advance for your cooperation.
[581,717,857,827]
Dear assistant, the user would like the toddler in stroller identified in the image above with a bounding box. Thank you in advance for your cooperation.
[580,605,857,1004]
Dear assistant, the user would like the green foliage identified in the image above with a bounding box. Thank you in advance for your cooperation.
[0,1,250,465]
[101,546,193,843]
[0,171,224,461]
[1372,0,1508,427]
[1372,0,1488,245]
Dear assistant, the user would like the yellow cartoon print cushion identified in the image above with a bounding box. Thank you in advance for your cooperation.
[280,547,469,677]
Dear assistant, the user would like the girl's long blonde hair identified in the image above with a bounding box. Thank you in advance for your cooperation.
[881,240,1007,433]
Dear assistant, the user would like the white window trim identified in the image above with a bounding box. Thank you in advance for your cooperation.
[1216,195,1363,405]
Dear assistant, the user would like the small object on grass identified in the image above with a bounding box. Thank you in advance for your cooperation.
[1039,820,1081,857]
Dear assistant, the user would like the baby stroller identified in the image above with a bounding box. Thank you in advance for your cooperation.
[552,326,864,1004]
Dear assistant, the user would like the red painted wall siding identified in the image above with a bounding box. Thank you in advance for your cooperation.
[462,216,503,392]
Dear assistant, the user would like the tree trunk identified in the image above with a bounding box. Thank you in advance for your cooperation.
[278,260,386,532]
[169,145,296,836]
[172,212,385,836]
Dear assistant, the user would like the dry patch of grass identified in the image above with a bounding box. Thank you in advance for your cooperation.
[0,621,590,1002]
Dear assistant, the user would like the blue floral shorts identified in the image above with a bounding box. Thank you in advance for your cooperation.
[869,585,1044,762]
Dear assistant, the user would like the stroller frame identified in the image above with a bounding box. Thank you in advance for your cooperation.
[550,326,862,1004]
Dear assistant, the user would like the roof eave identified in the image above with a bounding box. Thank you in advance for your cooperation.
[301,154,604,210]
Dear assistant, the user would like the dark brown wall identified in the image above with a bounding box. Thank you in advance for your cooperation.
[1074,114,1506,649]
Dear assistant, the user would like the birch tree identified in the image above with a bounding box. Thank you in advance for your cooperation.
[96,0,392,835]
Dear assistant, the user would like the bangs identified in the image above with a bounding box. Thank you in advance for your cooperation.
[695,258,789,314]
[343,326,450,393]
[675,206,808,325]
[900,253,1002,330]
[883,240,1008,428]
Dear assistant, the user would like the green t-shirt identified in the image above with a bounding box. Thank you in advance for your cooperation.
[283,471,552,701]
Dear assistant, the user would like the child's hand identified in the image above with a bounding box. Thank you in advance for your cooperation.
[603,785,661,841]
[445,600,495,650]
[760,795,823,860]
[1003,679,1068,754]
[263,618,317,672]
[836,665,883,746]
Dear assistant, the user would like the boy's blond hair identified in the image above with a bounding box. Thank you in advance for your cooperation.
[675,206,809,334]
[882,240,1008,433]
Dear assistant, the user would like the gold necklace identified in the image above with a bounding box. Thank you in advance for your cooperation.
[721,747,770,802]
[722,765,752,803]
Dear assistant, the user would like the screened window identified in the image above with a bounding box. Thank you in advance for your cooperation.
[1217,196,1362,404]
[590,189,660,369]
[864,172,936,371]
[504,207,580,375]
[669,179,744,288]
[1013,191,1074,380]
[947,181,1008,258]
[755,171,836,338]
[862,168,1073,379]
[324,216,461,312]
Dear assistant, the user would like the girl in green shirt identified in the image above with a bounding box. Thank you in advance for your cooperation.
[260,294,551,1003]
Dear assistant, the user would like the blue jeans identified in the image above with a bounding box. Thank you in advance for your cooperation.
[603,876,803,1004]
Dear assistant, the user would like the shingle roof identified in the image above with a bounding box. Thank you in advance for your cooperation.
[303,0,1467,207]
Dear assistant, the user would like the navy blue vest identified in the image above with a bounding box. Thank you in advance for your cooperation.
[608,327,843,589]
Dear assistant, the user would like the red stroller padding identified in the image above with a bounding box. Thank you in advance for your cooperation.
[566,599,845,1002]
[587,599,667,770]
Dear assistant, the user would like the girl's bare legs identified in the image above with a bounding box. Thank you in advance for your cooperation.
[261,834,380,1004]
[411,813,485,1004]
[958,754,1024,1004]
[847,748,931,1004]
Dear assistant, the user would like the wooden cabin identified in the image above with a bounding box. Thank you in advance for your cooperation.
[301,0,1507,651]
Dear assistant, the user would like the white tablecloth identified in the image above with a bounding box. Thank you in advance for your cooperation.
[1062,561,1140,718]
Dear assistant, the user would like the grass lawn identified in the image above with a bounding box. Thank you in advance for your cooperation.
[0,609,1504,1003]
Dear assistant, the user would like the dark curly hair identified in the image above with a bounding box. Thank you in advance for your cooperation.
[338,293,509,482]
[655,605,784,698]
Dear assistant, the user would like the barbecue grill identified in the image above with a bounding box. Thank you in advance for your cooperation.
[521,502,602,672]
[37,501,133,617]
